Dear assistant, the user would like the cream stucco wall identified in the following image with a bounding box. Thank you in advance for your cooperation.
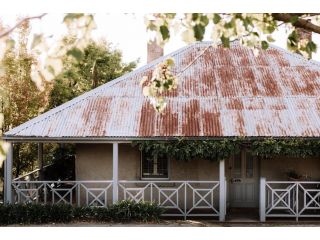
[75,143,219,181]
[260,156,320,181]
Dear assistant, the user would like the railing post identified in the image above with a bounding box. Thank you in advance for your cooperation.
[112,143,119,204]
[219,159,225,221]
[225,178,227,217]
[296,183,299,221]
[260,177,266,222]
[77,183,81,207]
[4,142,13,204]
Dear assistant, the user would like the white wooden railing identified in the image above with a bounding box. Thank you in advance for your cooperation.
[12,180,113,207]
[12,180,221,219]
[118,181,220,219]
[260,179,320,221]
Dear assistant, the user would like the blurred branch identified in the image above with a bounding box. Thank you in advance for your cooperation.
[272,13,320,34]
[0,13,47,38]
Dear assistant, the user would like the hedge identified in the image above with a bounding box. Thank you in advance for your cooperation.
[0,200,164,225]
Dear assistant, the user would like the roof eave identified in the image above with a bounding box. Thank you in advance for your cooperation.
[3,135,320,143]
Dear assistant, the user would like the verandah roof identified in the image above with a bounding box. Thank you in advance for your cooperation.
[4,41,320,141]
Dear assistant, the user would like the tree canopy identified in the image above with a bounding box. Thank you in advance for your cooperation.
[48,39,137,109]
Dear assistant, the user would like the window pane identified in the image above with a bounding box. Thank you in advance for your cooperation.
[233,153,241,178]
[246,152,254,178]
[141,152,168,179]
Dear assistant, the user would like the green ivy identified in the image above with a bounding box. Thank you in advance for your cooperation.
[133,138,241,162]
[133,138,320,161]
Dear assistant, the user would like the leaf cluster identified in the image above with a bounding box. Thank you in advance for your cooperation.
[134,138,320,161]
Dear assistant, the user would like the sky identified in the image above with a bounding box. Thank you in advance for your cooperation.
[1,13,320,67]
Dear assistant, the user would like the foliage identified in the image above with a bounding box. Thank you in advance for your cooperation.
[0,203,73,225]
[0,22,50,131]
[133,139,241,162]
[251,138,320,159]
[0,22,51,176]
[146,13,318,57]
[141,58,177,112]
[0,200,163,225]
[134,138,320,161]
[48,40,137,108]
[107,200,164,222]
[42,144,76,180]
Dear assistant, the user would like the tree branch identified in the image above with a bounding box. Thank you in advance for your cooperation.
[272,13,320,34]
[0,13,47,39]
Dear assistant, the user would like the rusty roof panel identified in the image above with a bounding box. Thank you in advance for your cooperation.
[6,41,320,139]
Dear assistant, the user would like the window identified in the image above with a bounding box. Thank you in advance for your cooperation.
[232,152,242,178]
[141,152,169,179]
[245,151,254,178]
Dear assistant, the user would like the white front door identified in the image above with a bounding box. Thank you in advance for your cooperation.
[229,151,259,208]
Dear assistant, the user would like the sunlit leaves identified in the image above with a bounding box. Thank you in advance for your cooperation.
[261,40,269,50]
[5,39,15,50]
[213,14,221,24]
[146,13,280,52]
[220,35,230,48]
[31,34,43,49]
[193,24,206,41]
[141,58,178,112]
[25,14,97,85]
[63,13,85,23]
[287,29,317,59]
[159,25,170,41]
[0,141,9,166]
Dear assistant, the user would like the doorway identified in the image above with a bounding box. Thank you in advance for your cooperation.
[228,151,259,208]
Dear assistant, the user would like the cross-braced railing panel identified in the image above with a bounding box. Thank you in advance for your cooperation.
[12,180,221,218]
[12,180,113,207]
[118,181,220,218]
[265,181,320,220]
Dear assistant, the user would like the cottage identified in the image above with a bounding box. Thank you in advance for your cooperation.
[3,41,320,221]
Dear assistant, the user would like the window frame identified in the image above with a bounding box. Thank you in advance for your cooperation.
[140,151,170,180]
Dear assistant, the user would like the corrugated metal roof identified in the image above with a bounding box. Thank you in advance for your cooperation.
[5,41,320,139]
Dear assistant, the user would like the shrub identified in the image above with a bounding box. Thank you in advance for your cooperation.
[0,200,163,225]
[108,200,164,222]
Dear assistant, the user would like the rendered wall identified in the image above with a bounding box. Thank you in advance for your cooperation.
[75,143,219,181]
[260,156,320,181]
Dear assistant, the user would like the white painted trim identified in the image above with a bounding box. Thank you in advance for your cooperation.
[260,177,266,222]
[3,152,7,202]
[219,159,225,221]
[112,143,119,203]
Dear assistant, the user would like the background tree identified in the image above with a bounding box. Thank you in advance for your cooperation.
[48,39,137,108]
[0,21,51,177]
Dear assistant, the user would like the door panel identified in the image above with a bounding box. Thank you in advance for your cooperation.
[229,151,259,208]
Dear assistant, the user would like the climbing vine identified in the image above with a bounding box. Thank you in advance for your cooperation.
[133,138,320,162]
